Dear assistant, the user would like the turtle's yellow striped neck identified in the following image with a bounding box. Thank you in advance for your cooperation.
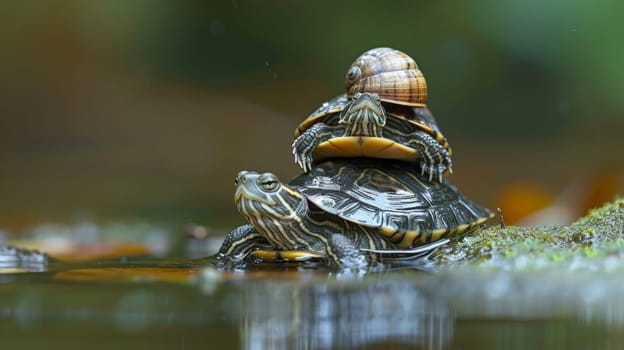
[339,93,386,137]
[234,170,327,252]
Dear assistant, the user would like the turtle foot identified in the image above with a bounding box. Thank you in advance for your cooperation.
[329,234,369,270]
[420,157,453,183]
[292,135,317,173]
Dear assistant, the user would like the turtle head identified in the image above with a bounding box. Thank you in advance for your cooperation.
[339,92,386,137]
[233,170,308,250]
[234,171,305,221]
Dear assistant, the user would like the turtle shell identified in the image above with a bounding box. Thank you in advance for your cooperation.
[294,94,349,138]
[383,103,452,156]
[290,158,492,248]
[293,94,453,175]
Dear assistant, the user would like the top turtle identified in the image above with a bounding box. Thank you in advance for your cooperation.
[292,47,453,182]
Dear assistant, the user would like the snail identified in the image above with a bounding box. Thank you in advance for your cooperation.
[345,47,427,108]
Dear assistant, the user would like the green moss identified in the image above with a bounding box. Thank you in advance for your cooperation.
[433,198,624,271]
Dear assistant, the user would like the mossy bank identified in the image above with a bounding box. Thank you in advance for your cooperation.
[433,199,624,271]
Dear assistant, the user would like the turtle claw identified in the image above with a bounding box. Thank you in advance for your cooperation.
[294,152,312,173]
[407,130,453,183]
[419,159,450,184]
[302,155,312,172]
[292,129,321,173]
[417,145,454,183]
[292,144,305,171]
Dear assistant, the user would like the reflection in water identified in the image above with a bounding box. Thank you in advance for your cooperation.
[1,258,624,349]
[202,270,454,350]
[198,264,624,349]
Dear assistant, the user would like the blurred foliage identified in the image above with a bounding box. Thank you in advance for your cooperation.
[0,0,622,227]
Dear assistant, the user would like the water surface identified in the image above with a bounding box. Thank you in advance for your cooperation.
[1,254,622,350]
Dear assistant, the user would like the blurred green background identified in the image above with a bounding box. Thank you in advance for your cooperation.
[1,0,623,230]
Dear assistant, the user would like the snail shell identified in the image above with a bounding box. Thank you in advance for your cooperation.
[345,47,427,107]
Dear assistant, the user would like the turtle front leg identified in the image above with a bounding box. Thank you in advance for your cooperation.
[404,130,453,182]
[217,224,272,262]
[326,234,369,270]
[292,122,343,172]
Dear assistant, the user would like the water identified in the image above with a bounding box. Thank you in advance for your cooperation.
[1,254,623,350]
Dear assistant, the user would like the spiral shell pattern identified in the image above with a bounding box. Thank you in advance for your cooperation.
[345,47,427,107]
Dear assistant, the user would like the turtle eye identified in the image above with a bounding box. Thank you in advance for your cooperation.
[346,66,361,83]
[259,173,280,192]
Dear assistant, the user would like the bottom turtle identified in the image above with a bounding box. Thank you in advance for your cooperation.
[217,159,493,269]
